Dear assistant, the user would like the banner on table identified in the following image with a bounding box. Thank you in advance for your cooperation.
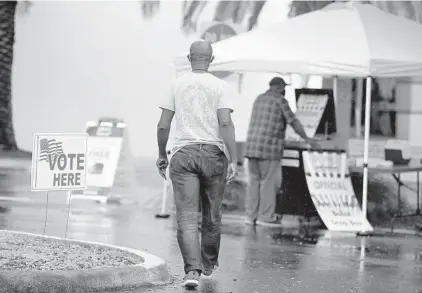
[302,151,373,232]
[31,133,88,191]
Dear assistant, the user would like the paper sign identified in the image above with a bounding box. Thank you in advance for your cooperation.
[302,151,373,232]
[286,94,328,141]
[31,133,88,191]
[348,138,386,159]
[85,136,123,188]
[70,118,138,204]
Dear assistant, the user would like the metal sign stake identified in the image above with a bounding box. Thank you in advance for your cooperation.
[42,191,50,236]
[64,190,72,241]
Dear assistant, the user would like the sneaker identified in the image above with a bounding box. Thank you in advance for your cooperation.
[181,270,200,288]
[245,218,256,226]
[202,265,219,279]
[256,218,282,227]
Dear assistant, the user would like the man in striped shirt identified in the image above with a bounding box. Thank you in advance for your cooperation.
[244,77,319,227]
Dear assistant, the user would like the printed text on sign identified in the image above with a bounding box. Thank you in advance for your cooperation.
[48,154,85,187]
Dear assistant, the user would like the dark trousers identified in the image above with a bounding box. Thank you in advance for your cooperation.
[169,144,228,274]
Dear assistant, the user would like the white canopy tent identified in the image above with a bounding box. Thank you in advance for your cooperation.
[174,1,422,231]
[175,2,422,77]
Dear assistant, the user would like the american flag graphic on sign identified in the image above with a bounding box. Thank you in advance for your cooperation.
[39,138,64,162]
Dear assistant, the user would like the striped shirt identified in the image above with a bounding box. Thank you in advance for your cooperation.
[244,90,297,160]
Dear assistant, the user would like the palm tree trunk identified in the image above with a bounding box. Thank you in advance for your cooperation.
[0,1,18,151]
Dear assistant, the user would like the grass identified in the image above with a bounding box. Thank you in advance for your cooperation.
[0,231,144,271]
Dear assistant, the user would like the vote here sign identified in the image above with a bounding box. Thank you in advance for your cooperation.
[31,134,88,191]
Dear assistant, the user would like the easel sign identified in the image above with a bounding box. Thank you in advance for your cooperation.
[70,118,132,205]
[285,88,336,141]
[302,150,373,232]
[31,133,88,239]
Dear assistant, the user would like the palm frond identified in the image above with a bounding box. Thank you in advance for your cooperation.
[232,1,252,24]
[370,0,422,23]
[17,1,31,16]
[140,0,160,20]
[288,1,336,18]
[213,1,249,23]
[180,1,268,34]
[247,1,266,31]
[181,0,207,34]
[288,0,422,24]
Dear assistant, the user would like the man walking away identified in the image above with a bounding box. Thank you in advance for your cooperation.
[244,77,319,227]
[156,40,238,288]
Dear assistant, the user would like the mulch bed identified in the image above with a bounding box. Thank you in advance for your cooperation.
[0,231,144,271]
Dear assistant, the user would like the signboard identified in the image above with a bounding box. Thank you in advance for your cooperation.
[85,128,123,188]
[285,94,328,141]
[348,138,386,159]
[31,133,88,191]
[70,118,137,204]
[302,151,373,232]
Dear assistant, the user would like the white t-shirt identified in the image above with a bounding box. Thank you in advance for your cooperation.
[159,72,234,160]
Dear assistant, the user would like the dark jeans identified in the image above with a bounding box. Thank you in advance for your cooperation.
[169,144,228,274]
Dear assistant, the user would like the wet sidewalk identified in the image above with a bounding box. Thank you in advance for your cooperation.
[0,198,421,293]
[0,165,421,292]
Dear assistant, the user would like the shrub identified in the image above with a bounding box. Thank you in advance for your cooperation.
[351,172,410,226]
[222,166,411,226]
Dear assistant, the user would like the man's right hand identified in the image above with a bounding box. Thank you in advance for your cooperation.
[226,162,238,184]
[306,138,320,150]
[156,157,169,179]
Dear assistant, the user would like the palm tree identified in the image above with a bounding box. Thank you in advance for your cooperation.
[0,1,31,156]
[0,1,19,152]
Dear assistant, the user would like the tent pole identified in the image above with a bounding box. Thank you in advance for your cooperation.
[333,76,338,99]
[362,76,372,223]
[333,76,338,136]
[355,79,363,137]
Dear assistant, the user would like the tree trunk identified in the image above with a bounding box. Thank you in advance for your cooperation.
[0,1,17,151]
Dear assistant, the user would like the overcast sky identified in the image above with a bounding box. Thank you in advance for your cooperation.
[13,0,308,158]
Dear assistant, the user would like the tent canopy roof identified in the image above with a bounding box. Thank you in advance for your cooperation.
[174,2,422,78]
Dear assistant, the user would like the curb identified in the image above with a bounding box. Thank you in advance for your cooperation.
[372,227,420,237]
[0,159,31,172]
[0,230,173,293]
[220,213,422,237]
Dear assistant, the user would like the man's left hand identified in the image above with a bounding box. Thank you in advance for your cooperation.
[226,162,238,184]
[156,157,169,179]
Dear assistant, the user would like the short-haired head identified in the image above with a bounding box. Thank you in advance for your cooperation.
[187,39,214,71]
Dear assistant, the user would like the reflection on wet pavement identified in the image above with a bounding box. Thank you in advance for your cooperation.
[0,169,422,292]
